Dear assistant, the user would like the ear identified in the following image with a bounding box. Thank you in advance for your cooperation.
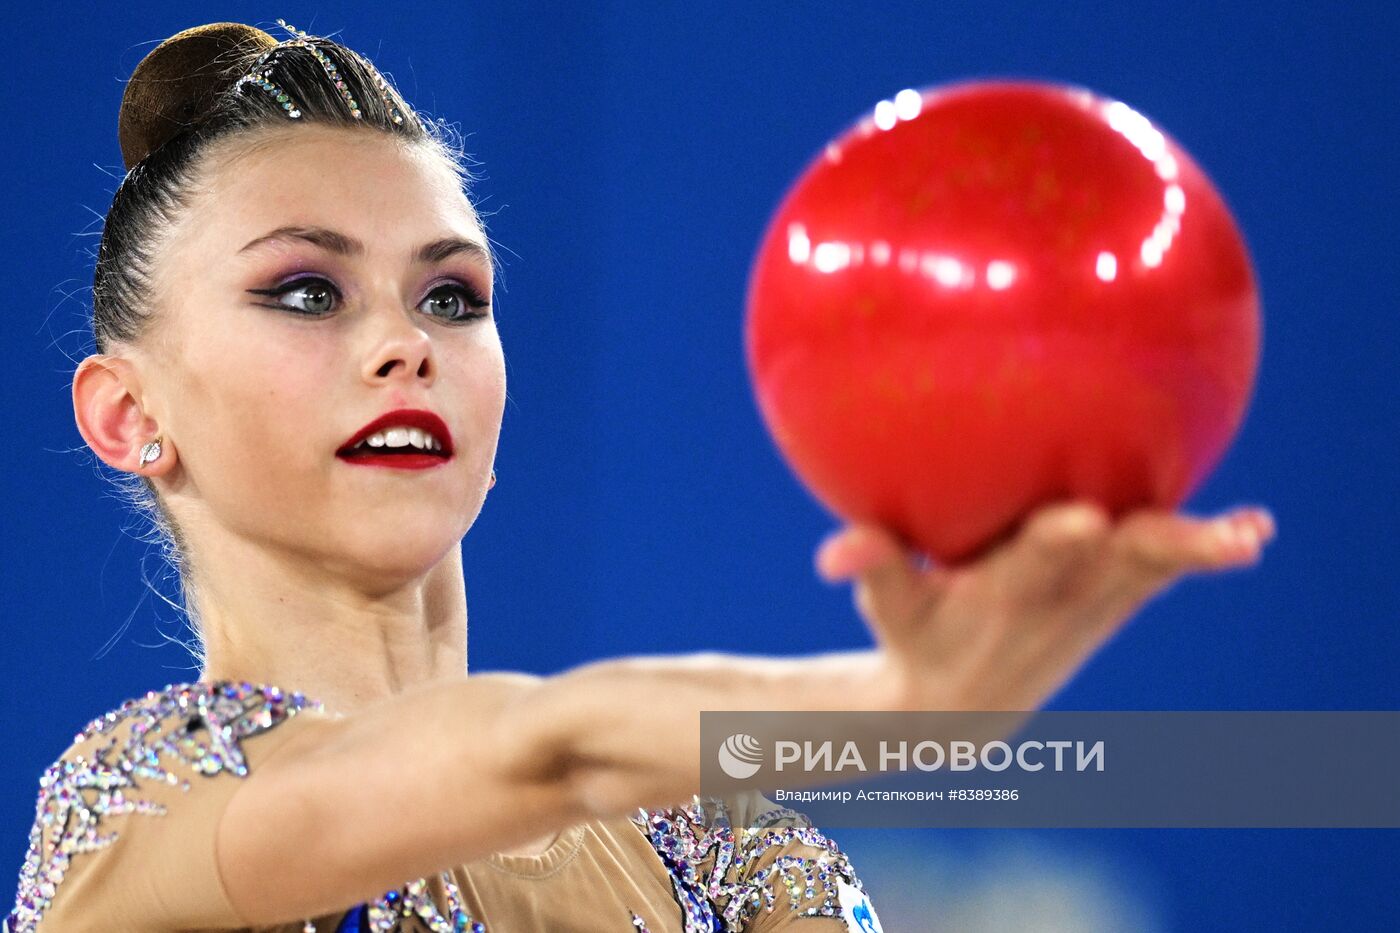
[72,354,175,476]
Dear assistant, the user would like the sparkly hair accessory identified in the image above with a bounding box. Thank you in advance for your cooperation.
[233,19,407,125]
[118,19,408,171]
[233,45,302,119]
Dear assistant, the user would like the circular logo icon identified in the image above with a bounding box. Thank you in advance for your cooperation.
[718,732,764,779]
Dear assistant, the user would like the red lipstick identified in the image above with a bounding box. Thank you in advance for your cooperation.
[337,408,454,469]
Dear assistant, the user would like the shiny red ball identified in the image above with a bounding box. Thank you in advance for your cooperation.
[745,81,1260,565]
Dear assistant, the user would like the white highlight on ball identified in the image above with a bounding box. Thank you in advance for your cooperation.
[813,241,853,273]
[873,99,898,131]
[894,88,922,121]
[985,260,1016,290]
[1096,251,1118,282]
[788,223,811,264]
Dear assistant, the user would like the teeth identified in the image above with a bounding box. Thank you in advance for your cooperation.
[353,426,446,453]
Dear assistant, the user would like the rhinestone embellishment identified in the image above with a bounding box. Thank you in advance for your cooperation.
[631,795,871,932]
[5,683,873,932]
[5,680,320,931]
[137,437,161,467]
[234,20,409,125]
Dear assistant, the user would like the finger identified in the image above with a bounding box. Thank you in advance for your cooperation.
[1111,506,1276,582]
[984,500,1112,605]
[1235,507,1276,544]
[818,523,931,636]
[1018,505,1275,659]
[816,523,907,581]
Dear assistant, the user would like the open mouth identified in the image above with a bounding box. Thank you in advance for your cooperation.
[337,410,455,466]
[339,431,449,458]
[337,429,451,468]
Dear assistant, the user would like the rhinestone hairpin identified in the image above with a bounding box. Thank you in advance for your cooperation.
[273,19,362,120]
[233,19,408,125]
[368,66,407,125]
[233,45,301,118]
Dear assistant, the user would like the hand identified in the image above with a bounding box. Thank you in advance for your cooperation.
[814,501,1276,711]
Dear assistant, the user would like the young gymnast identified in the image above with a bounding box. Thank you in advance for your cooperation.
[5,18,1273,933]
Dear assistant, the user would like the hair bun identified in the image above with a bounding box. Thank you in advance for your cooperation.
[118,22,279,171]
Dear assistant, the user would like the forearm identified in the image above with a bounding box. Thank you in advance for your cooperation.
[496,648,904,819]
[225,672,582,923]
[224,654,899,924]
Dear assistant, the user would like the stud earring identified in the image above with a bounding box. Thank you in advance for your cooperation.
[138,436,163,468]
[488,469,496,489]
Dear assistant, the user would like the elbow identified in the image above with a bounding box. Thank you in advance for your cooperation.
[564,758,653,821]
[482,673,604,820]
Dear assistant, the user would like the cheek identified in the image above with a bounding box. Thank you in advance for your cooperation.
[177,324,342,505]
[447,334,508,427]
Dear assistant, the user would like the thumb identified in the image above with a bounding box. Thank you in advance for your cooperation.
[817,523,931,643]
[816,523,920,585]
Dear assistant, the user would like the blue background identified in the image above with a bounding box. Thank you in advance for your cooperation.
[4,2,1396,929]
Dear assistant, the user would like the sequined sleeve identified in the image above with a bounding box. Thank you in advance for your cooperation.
[633,790,885,933]
[5,680,329,933]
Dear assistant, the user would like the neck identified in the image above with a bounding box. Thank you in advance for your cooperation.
[192,534,470,718]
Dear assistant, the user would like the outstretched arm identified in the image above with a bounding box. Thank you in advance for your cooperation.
[222,500,1274,926]
[220,651,898,924]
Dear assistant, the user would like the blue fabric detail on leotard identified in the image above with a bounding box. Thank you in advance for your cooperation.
[336,903,369,932]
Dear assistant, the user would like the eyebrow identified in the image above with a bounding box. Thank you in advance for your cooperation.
[237,225,492,266]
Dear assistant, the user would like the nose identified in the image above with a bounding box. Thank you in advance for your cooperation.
[362,311,436,386]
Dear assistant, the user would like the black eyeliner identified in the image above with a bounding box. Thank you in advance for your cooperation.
[247,275,489,320]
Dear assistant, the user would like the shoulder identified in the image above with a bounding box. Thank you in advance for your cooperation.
[6,679,328,933]
[633,790,882,932]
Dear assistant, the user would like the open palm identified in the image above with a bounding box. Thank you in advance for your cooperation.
[815,501,1275,711]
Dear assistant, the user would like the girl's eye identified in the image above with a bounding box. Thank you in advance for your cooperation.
[420,281,491,322]
[249,276,340,316]
[248,277,489,322]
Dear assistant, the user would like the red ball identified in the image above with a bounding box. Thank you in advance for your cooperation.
[745,81,1260,565]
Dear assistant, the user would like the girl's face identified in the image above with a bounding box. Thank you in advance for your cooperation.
[141,124,505,586]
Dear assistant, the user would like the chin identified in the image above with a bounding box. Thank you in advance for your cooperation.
[314,526,460,581]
